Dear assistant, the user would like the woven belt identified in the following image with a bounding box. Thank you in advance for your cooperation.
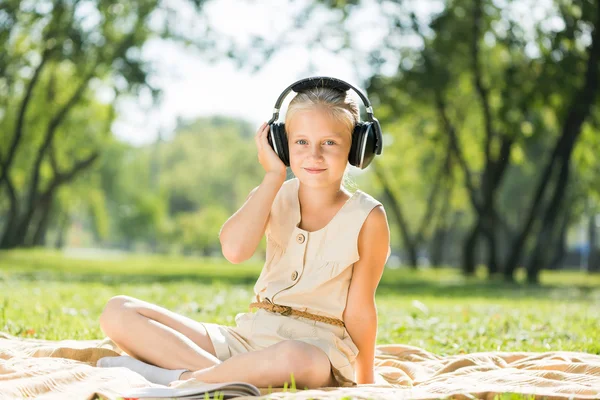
[248,300,345,327]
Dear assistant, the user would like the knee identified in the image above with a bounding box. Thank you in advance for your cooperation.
[99,295,138,336]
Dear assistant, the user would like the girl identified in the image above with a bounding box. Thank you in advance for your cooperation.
[96,81,391,390]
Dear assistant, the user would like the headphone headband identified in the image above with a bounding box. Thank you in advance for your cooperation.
[267,76,381,155]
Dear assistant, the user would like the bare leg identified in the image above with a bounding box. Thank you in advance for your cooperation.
[99,295,221,371]
[178,340,337,389]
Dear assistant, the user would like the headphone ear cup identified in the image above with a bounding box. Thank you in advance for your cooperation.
[269,122,290,166]
[349,122,377,169]
[349,123,363,167]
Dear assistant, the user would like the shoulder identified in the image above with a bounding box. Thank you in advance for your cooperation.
[354,189,383,210]
[276,177,297,203]
[246,177,296,202]
[269,177,298,221]
[282,177,298,190]
[275,177,298,197]
[345,189,387,233]
[359,204,389,239]
[357,198,390,260]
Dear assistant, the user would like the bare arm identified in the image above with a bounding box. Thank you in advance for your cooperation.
[343,205,390,384]
[219,122,287,264]
[219,172,285,264]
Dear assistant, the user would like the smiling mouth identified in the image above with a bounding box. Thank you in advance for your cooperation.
[304,168,326,173]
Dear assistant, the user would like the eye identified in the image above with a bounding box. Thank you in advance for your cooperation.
[295,139,308,145]
[324,140,336,145]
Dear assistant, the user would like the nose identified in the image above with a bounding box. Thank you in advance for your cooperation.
[309,144,324,161]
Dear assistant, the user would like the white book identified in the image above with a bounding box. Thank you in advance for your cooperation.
[121,381,261,399]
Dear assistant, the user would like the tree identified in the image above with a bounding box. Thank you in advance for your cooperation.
[0,0,213,249]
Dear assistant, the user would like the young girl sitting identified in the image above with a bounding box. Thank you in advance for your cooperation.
[96,77,391,390]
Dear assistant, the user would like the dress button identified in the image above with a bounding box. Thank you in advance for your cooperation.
[296,233,305,244]
[291,271,298,280]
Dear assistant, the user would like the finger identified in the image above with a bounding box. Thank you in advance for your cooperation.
[255,122,266,139]
[258,122,267,133]
[260,124,269,140]
[255,124,264,145]
[261,129,270,148]
[263,123,271,137]
[260,124,271,146]
[257,122,269,142]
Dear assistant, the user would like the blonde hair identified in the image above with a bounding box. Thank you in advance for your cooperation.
[285,87,359,191]
[284,87,359,141]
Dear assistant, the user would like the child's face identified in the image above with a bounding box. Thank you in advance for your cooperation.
[287,107,352,187]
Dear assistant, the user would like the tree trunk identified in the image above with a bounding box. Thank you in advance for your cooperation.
[483,222,500,277]
[463,220,481,276]
[548,211,569,270]
[430,188,452,267]
[54,213,70,249]
[13,76,95,249]
[30,194,54,247]
[430,228,446,267]
[3,152,99,249]
[0,179,19,249]
[527,222,553,281]
[526,142,575,284]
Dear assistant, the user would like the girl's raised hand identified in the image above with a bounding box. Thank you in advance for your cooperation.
[255,122,286,178]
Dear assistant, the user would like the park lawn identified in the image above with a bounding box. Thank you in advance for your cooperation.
[1,248,599,357]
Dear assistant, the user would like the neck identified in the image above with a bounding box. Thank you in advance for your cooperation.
[297,179,348,212]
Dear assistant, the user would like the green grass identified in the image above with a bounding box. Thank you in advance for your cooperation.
[1,248,599,355]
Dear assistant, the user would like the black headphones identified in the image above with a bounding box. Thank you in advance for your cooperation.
[267,76,383,170]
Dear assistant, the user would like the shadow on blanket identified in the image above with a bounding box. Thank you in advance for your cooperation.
[1,331,599,400]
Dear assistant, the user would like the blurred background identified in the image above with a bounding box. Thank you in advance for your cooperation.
[1,0,599,284]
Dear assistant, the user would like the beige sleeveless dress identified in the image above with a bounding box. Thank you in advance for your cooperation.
[202,177,387,387]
